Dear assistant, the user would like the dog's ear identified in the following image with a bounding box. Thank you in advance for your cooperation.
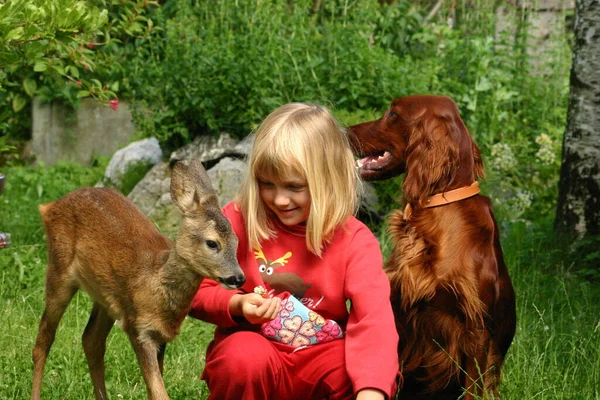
[472,140,485,180]
[454,112,486,180]
[403,114,460,206]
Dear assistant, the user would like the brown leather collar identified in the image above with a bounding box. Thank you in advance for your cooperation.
[403,182,480,220]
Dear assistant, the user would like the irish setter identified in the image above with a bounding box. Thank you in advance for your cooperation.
[349,95,516,399]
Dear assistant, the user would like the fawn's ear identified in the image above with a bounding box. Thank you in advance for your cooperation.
[170,159,219,213]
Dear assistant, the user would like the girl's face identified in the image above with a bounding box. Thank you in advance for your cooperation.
[257,172,311,227]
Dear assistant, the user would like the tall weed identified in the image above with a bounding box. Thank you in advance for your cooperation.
[1,167,599,399]
[3,0,575,227]
[119,0,571,222]
[124,0,429,148]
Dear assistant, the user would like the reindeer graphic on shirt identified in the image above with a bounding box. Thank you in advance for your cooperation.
[253,247,311,298]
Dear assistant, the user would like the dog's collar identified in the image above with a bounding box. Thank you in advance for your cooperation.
[403,181,480,220]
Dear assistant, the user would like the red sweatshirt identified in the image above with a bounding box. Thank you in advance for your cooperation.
[189,201,399,397]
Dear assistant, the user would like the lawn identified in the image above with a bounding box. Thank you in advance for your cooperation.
[0,164,598,399]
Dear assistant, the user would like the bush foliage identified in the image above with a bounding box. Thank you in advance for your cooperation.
[1,0,572,224]
[123,0,572,223]
[0,0,156,143]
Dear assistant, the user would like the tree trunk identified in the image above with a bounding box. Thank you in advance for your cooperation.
[555,0,600,238]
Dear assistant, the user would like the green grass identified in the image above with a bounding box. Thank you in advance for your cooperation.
[498,226,600,399]
[0,286,214,399]
[0,163,214,399]
[1,164,599,399]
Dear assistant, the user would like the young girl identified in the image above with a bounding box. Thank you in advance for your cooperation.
[189,103,399,400]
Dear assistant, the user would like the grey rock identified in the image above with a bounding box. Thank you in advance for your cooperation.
[129,134,249,234]
[169,133,240,164]
[30,97,135,166]
[233,133,254,157]
[104,137,162,190]
[128,132,384,232]
[207,157,247,207]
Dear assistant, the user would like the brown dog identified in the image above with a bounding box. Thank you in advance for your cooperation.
[349,95,516,399]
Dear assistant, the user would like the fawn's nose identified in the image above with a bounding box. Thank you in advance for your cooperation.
[221,274,246,289]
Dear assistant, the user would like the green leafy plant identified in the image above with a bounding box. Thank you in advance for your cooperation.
[0,0,157,141]
[1,0,574,227]
[112,1,571,227]
[0,0,111,109]
[0,135,15,155]
[122,0,429,150]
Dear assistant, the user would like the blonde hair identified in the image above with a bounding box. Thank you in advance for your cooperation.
[238,103,361,257]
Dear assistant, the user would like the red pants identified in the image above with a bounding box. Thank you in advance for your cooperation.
[202,331,353,400]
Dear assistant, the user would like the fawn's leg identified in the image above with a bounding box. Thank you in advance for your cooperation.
[127,330,169,400]
[31,274,78,400]
[82,302,114,400]
[157,343,166,376]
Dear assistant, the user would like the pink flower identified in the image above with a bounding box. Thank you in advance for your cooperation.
[109,99,119,111]
[279,297,295,318]
[261,316,282,337]
[316,320,342,343]
[322,320,341,336]
[87,43,97,49]
[261,325,276,337]
[76,80,82,86]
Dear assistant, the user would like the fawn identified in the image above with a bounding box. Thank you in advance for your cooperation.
[31,159,246,400]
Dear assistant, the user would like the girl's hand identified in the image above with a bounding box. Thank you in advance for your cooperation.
[229,293,281,324]
[356,388,385,400]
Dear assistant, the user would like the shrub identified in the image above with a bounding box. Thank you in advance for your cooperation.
[117,1,570,225]
[2,0,573,226]
[0,0,156,143]
[122,0,431,150]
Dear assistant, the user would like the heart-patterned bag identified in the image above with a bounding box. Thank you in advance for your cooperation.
[259,291,344,348]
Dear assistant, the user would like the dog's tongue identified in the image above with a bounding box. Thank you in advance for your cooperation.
[355,152,391,170]
[355,156,372,168]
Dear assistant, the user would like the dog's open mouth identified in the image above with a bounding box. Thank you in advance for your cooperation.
[355,151,392,171]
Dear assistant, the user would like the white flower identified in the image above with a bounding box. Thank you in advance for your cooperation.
[507,189,533,218]
[535,133,556,165]
[535,133,552,146]
[490,142,517,172]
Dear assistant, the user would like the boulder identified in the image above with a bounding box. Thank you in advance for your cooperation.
[128,133,248,234]
[103,137,162,193]
[126,132,383,234]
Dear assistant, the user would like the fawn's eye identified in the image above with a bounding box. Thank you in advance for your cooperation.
[388,110,397,118]
[206,240,218,249]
